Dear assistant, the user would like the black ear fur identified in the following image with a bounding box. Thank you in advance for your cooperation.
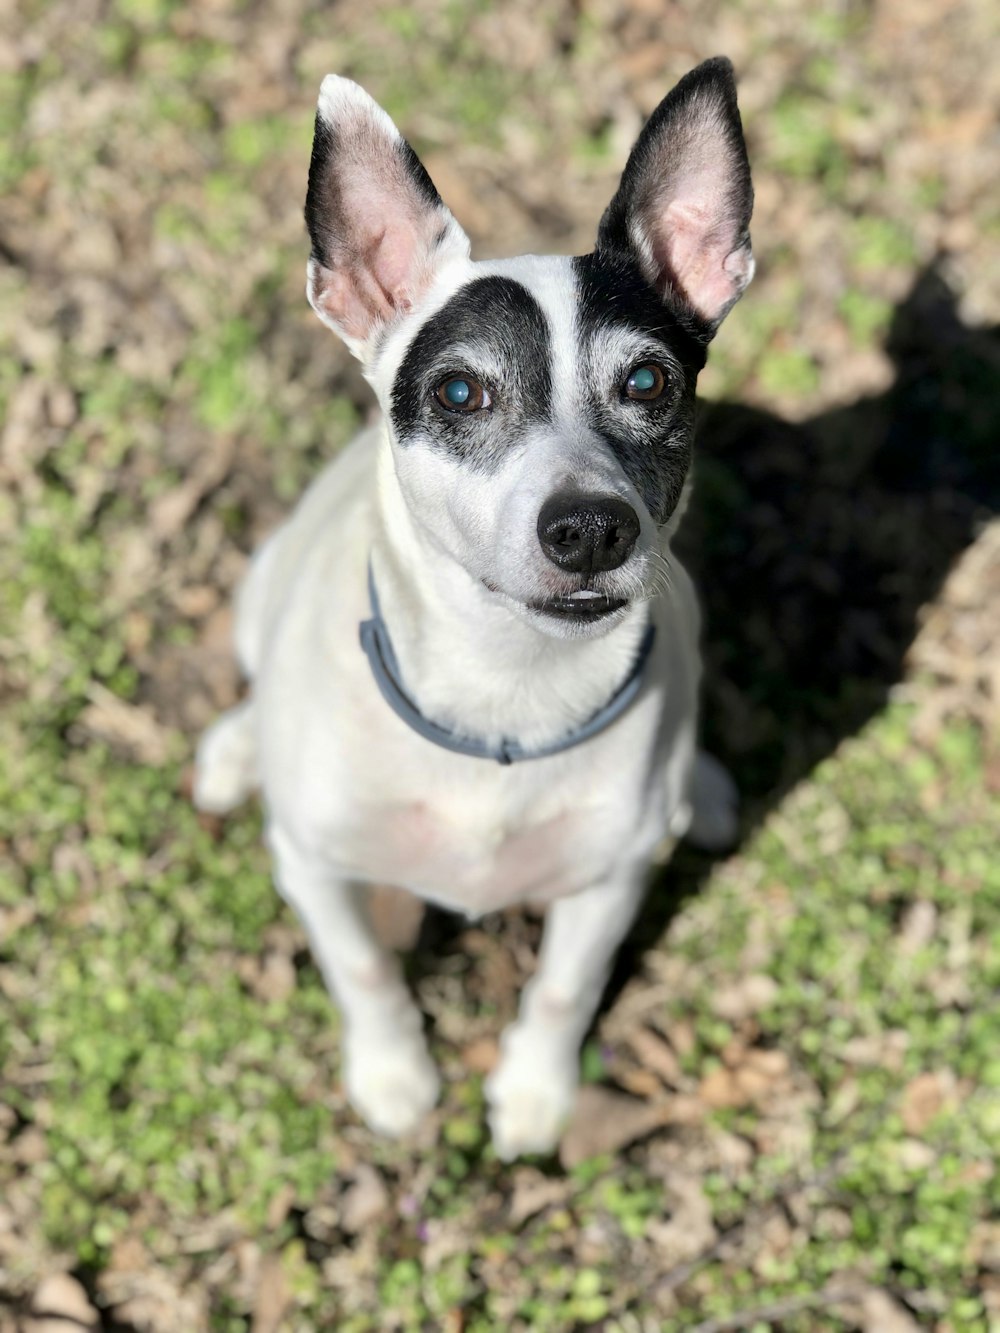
[597,57,754,337]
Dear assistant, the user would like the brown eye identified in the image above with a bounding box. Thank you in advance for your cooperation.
[624,363,666,401]
[434,376,490,412]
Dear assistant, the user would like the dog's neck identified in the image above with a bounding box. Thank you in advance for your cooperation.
[369,438,652,753]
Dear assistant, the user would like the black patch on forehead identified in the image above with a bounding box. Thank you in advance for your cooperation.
[573,250,708,377]
[391,276,552,465]
[572,250,707,524]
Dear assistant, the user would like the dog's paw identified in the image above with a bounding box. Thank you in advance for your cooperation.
[193,703,257,814]
[685,749,739,852]
[345,1036,440,1138]
[485,1041,577,1161]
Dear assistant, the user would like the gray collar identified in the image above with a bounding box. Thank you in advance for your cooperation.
[359,564,656,765]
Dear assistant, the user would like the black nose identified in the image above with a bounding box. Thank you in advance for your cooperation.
[537,492,640,573]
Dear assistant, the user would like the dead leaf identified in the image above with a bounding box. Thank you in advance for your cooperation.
[339,1164,389,1233]
[508,1168,573,1226]
[711,973,780,1021]
[171,584,220,619]
[970,1219,1000,1270]
[28,1273,99,1329]
[698,1066,749,1109]
[616,1065,665,1098]
[149,433,236,542]
[647,1171,717,1264]
[368,884,426,952]
[626,1026,685,1088]
[265,1183,297,1232]
[900,1070,956,1135]
[859,1288,920,1333]
[251,1254,290,1333]
[460,1037,499,1074]
[238,950,297,1006]
[72,683,175,765]
[107,1235,149,1274]
[559,1086,670,1169]
[897,899,938,954]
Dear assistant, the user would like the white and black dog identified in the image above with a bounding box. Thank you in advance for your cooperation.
[194,57,753,1160]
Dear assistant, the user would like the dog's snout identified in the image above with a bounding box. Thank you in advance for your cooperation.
[536,492,640,574]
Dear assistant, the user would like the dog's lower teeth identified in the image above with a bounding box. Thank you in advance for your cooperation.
[569,590,602,600]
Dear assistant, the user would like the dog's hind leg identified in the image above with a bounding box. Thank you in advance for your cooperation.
[193,699,258,814]
[192,532,281,815]
[684,749,739,852]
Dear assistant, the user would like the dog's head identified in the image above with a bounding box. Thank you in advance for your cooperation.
[304,59,753,639]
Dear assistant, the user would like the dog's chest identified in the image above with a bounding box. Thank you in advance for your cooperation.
[335,784,623,916]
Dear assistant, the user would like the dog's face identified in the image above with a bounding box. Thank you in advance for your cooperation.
[304,60,753,638]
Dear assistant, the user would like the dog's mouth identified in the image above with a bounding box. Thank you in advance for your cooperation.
[526,591,628,622]
[481,578,629,625]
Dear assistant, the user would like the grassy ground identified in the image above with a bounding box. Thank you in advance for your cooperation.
[2,1,999,1330]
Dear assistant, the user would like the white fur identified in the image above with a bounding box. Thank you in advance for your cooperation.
[195,75,744,1158]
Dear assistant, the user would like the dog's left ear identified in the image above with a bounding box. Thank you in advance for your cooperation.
[597,57,754,335]
[304,77,471,361]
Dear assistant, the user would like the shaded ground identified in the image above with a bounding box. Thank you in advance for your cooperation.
[1,1,999,1330]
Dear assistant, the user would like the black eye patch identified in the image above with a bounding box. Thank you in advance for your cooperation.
[572,250,707,524]
[391,276,552,468]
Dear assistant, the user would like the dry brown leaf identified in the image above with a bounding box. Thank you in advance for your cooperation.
[859,1288,921,1333]
[368,884,426,952]
[460,1036,499,1074]
[626,1026,686,1088]
[28,1273,99,1329]
[710,973,780,1021]
[698,1065,750,1109]
[647,1171,717,1265]
[339,1164,389,1233]
[251,1254,290,1333]
[99,1242,213,1332]
[149,433,236,542]
[237,950,298,1006]
[900,1070,956,1135]
[508,1168,573,1227]
[559,1085,670,1169]
[73,683,175,765]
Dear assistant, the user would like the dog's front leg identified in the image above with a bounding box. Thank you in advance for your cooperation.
[267,825,439,1137]
[486,864,647,1160]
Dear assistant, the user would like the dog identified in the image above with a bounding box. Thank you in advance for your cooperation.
[193,56,753,1160]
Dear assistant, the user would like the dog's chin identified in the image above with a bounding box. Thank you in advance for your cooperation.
[482,581,631,639]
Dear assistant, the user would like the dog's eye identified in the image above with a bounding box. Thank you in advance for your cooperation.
[434,377,491,413]
[624,364,666,402]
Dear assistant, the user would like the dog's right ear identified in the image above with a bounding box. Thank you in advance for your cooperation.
[304,77,471,362]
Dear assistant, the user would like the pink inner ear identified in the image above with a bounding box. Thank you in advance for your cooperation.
[312,265,389,343]
[655,197,746,322]
[313,222,427,342]
[312,151,435,341]
[650,190,752,322]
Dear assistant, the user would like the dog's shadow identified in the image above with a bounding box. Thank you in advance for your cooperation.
[621,261,999,967]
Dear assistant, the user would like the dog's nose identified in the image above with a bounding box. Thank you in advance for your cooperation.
[537,492,640,573]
